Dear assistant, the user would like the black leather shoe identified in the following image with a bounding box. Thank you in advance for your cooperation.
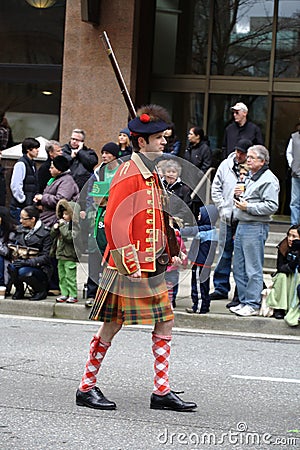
[209,292,228,301]
[29,290,48,301]
[76,387,116,410]
[150,391,197,411]
[12,290,25,300]
[273,309,285,320]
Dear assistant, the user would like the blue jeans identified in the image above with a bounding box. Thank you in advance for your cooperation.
[213,221,234,296]
[191,264,211,312]
[233,222,269,309]
[165,270,179,303]
[290,177,300,225]
[0,255,5,285]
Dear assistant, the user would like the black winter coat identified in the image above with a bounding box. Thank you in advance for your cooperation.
[14,221,53,280]
[62,143,98,190]
[184,141,212,173]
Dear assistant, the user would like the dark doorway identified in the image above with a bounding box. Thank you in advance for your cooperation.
[270,97,300,217]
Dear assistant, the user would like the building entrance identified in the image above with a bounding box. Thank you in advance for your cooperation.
[270,97,300,217]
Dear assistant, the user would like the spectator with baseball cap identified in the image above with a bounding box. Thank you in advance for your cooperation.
[222,102,263,159]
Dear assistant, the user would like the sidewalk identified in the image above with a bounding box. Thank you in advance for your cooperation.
[0,261,299,338]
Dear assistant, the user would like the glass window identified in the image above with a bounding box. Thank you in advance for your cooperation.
[0,0,65,142]
[211,0,274,76]
[270,97,300,215]
[0,0,65,64]
[274,1,300,78]
[151,91,205,150]
[153,0,210,75]
[207,94,267,165]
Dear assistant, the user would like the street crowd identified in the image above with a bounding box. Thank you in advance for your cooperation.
[1,103,300,413]
[0,104,299,324]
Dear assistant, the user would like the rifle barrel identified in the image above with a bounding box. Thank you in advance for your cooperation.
[100,31,137,119]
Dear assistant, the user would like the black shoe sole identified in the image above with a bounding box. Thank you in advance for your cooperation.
[76,399,116,410]
[150,404,197,411]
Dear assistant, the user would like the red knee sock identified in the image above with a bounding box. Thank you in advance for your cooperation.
[152,332,172,396]
[79,335,110,392]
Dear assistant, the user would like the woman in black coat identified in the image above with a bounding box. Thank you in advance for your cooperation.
[184,126,212,218]
[8,205,53,301]
[184,126,212,173]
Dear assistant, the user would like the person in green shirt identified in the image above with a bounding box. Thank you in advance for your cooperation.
[84,142,122,307]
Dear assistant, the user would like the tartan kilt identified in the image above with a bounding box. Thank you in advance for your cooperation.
[90,268,174,325]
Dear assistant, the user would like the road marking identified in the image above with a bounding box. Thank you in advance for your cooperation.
[232,374,300,384]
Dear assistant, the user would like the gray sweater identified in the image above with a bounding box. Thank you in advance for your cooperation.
[233,167,279,223]
[211,152,238,223]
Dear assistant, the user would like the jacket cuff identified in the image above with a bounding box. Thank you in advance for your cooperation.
[110,245,140,275]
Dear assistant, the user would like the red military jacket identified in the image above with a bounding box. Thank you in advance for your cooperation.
[104,152,168,274]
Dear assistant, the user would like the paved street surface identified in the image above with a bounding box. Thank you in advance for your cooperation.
[0,316,299,450]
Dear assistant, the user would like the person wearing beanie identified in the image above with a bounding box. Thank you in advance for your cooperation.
[117,127,132,159]
[82,142,123,308]
[76,104,197,413]
[222,102,263,158]
[33,155,79,228]
[210,138,252,305]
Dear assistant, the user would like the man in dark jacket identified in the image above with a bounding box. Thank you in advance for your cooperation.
[222,102,263,159]
[62,129,98,191]
[10,137,40,223]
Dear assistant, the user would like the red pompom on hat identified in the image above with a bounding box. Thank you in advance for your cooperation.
[140,114,151,123]
[128,104,171,136]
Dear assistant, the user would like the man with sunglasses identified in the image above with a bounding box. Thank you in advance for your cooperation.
[222,102,263,159]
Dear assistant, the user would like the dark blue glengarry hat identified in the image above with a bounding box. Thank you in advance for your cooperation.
[128,104,171,136]
[128,115,169,135]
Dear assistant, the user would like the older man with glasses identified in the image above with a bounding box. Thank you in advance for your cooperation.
[230,145,280,317]
[222,102,263,159]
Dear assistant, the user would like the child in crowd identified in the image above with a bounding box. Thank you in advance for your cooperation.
[165,218,188,308]
[266,225,300,325]
[161,158,192,223]
[84,181,110,306]
[52,199,81,304]
[180,204,219,314]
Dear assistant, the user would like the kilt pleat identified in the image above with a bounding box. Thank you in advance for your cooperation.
[89,268,174,325]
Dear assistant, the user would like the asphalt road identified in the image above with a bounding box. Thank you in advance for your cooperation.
[0,315,299,450]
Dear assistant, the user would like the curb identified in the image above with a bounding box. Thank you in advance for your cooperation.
[1,297,299,338]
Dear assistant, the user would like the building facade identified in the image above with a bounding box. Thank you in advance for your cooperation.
[1,0,300,214]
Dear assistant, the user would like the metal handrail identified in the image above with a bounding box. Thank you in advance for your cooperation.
[190,167,215,204]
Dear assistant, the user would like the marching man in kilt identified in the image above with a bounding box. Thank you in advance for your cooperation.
[76,104,197,412]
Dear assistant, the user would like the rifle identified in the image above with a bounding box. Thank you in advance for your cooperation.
[100,31,179,258]
[100,31,136,119]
